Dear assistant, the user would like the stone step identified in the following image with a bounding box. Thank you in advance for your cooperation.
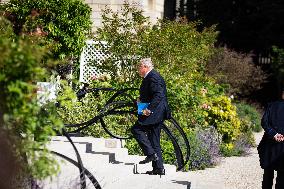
[48,141,110,164]
[51,136,124,149]
[48,139,129,163]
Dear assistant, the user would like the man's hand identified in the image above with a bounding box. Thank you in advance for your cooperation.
[142,108,151,116]
[274,133,284,142]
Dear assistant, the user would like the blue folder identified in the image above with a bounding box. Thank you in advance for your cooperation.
[137,102,150,115]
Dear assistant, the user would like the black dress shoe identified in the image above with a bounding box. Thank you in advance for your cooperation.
[146,168,165,175]
[139,153,159,164]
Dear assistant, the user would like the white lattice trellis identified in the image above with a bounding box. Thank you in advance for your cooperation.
[79,40,109,83]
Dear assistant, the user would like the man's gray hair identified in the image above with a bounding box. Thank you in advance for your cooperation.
[140,58,154,69]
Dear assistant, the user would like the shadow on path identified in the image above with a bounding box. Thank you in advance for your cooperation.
[171,180,191,188]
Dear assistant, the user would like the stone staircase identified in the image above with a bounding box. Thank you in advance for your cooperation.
[43,136,191,189]
[43,136,221,189]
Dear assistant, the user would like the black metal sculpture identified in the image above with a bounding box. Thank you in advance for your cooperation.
[53,87,190,189]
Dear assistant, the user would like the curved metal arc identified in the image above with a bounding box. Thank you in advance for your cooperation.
[64,114,103,135]
[51,151,102,189]
[99,101,136,114]
[81,87,116,96]
[105,88,138,105]
[65,100,136,136]
[64,98,136,129]
[77,87,115,100]
[99,117,132,140]
[167,118,190,166]
[161,124,185,171]
[62,129,87,189]
[64,115,101,128]
[79,87,138,102]
[87,87,116,93]
[101,102,136,115]
[95,100,136,139]
[65,88,138,130]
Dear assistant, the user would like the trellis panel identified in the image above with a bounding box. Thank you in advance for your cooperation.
[79,40,108,83]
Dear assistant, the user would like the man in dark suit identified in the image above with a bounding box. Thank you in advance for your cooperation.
[131,58,171,175]
[258,90,284,189]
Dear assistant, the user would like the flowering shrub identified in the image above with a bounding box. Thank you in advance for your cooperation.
[188,127,221,170]
[220,133,253,156]
[204,96,241,143]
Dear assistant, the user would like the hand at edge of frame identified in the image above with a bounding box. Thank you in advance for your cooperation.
[274,133,284,142]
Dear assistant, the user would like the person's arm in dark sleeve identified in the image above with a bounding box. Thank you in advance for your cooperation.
[261,104,277,138]
[147,77,165,113]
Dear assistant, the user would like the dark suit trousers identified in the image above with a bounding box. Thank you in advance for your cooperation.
[262,169,284,189]
[131,122,164,169]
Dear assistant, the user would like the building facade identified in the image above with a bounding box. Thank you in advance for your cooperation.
[88,0,165,30]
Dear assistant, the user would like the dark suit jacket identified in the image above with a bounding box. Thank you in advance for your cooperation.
[138,70,171,125]
[258,100,284,170]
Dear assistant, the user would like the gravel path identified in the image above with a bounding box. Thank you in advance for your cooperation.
[175,131,266,189]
